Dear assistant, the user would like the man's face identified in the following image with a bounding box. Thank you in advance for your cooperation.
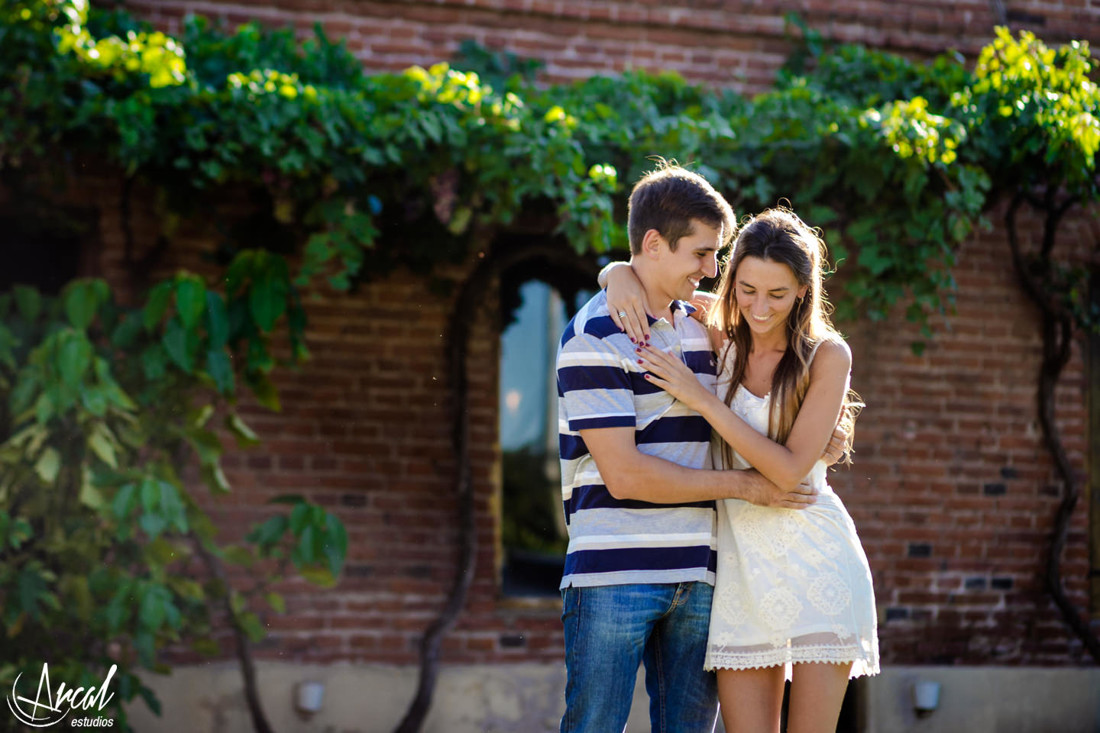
[655,220,721,303]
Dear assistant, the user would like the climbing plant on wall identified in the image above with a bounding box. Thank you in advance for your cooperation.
[0,1,1097,731]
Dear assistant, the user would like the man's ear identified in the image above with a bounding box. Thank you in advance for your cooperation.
[640,228,666,259]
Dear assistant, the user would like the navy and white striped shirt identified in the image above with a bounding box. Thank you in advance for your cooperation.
[556,290,719,589]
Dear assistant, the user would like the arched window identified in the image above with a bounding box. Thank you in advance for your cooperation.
[498,258,595,597]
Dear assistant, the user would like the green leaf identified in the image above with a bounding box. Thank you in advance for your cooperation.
[269,494,306,505]
[298,566,337,587]
[225,413,260,447]
[140,477,160,512]
[81,387,108,416]
[187,428,222,466]
[141,344,168,380]
[144,281,174,330]
[205,348,234,395]
[111,482,138,520]
[192,404,214,429]
[170,577,205,601]
[295,524,316,564]
[10,373,40,416]
[145,537,180,567]
[229,589,246,616]
[79,471,106,510]
[324,513,348,576]
[248,257,290,331]
[289,502,312,535]
[105,585,131,633]
[237,610,267,643]
[111,312,144,349]
[200,463,231,494]
[63,279,108,330]
[159,480,187,533]
[164,600,182,630]
[205,291,230,348]
[34,392,55,425]
[88,424,118,468]
[246,372,281,411]
[6,518,32,549]
[134,630,156,667]
[57,332,93,389]
[246,338,275,373]
[59,574,93,622]
[162,317,196,372]
[138,685,163,716]
[13,286,41,322]
[16,564,55,618]
[139,512,168,539]
[222,545,255,567]
[34,447,61,484]
[265,592,286,614]
[0,323,16,370]
[174,276,206,329]
[247,515,288,547]
[138,584,168,631]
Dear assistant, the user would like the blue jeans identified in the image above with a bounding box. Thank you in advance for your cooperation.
[560,582,718,733]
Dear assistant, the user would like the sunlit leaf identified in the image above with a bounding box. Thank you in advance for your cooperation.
[34,447,60,484]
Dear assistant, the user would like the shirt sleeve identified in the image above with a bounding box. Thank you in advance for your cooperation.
[557,330,636,432]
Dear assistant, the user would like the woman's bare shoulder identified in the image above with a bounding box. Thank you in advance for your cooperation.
[811,337,852,374]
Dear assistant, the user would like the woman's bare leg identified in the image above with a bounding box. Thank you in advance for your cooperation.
[716,666,785,733]
[786,662,852,733]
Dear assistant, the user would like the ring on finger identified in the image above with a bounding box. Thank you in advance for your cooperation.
[617,310,628,317]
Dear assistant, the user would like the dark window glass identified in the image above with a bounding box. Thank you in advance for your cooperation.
[500,279,592,596]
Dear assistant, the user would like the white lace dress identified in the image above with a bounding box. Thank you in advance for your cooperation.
[704,381,880,679]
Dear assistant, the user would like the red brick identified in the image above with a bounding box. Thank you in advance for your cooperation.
[55,1,1100,670]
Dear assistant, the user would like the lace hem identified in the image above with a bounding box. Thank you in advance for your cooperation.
[705,643,879,679]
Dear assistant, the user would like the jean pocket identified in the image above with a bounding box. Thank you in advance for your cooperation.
[560,586,578,622]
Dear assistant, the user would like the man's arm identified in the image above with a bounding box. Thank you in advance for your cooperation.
[580,427,817,509]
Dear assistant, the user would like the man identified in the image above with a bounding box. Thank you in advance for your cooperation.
[556,163,822,733]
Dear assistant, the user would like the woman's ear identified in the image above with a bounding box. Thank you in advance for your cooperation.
[798,285,809,301]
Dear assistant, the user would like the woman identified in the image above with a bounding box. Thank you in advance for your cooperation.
[604,207,878,733]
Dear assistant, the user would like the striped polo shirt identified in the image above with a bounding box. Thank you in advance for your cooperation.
[556,289,719,589]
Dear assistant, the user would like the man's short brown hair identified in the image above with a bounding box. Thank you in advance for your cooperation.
[627,162,735,254]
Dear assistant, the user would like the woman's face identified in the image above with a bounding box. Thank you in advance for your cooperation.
[733,255,808,340]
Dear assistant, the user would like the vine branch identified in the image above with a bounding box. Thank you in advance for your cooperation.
[395,238,596,733]
[1004,193,1100,663]
[192,536,275,733]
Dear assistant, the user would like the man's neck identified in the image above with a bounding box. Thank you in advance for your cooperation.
[629,261,674,323]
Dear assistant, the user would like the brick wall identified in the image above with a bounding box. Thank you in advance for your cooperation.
[118,0,1100,93]
[838,201,1096,665]
[85,0,1100,668]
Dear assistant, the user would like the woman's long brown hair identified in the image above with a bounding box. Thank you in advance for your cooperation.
[709,207,862,466]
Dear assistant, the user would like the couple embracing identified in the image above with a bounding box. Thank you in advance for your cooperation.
[555,162,879,733]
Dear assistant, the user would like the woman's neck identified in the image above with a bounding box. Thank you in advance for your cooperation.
[749,330,787,355]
